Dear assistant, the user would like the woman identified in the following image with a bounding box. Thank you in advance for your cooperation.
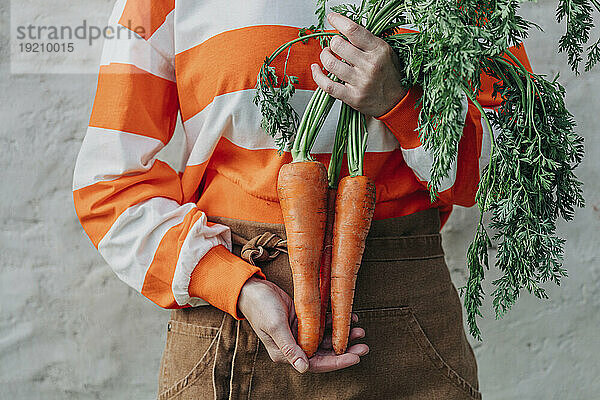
[73,1,531,398]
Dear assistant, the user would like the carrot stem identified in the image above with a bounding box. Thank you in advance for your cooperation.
[292,74,338,162]
[347,109,368,177]
[328,102,351,187]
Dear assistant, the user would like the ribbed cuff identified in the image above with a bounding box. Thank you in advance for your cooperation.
[376,85,424,149]
[188,244,266,320]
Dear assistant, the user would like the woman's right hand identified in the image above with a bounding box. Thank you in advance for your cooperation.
[237,277,369,373]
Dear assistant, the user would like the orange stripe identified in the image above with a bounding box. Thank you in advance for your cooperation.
[194,138,426,223]
[140,208,203,308]
[89,63,179,144]
[181,161,209,204]
[478,44,533,108]
[373,191,438,221]
[197,167,438,224]
[205,138,292,203]
[439,204,454,228]
[196,168,285,223]
[205,138,419,203]
[175,25,325,121]
[174,24,531,122]
[118,0,174,40]
[380,44,531,148]
[404,105,483,210]
[376,85,424,149]
[73,160,182,247]
[510,44,533,72]
[447,102,483,207]
[189,244,266,318]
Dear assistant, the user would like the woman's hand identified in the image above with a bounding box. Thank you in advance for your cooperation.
[311,12,408,118]
[238,277,369,373]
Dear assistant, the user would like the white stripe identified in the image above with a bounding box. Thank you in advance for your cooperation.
[399,94,469,192]
[73,127,164,191]
[147,10,175,70]
[175,0,322,54]
[100,11,175,81]
[478,108,497,174]
[401,146,458,192]
[171,212,233,307]
[182,89,399,166]
[97,198,195,292]
[172,1,414,56]
[175,0,367,54]
[107,0,127,26]
[97,198,231,307]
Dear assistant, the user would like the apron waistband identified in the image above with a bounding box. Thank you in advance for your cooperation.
[210,207,443,264]
[209,208,447,310]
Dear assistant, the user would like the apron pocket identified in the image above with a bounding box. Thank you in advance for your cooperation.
[158,318,223,400]
[354,307,481,400]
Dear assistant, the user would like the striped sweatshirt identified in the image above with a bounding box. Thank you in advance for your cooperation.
[73,0,532,318]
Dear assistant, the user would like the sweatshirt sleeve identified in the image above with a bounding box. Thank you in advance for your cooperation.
[376,45,533,208]
[72,0,264,319]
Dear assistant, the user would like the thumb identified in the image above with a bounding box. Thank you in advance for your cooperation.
[270,325,309,373]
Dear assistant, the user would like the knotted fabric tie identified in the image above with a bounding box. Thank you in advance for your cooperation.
[232,232,287,266]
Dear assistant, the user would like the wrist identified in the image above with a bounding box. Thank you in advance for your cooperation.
[378,85,409,118]
[375,85,424,149]
[237,276,266,317]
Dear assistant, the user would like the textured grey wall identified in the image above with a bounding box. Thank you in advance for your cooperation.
[1,0,598,399]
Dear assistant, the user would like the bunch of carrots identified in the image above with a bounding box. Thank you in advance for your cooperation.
[256,0,586,350]
[278,103,375,357]
[255,1,405,357]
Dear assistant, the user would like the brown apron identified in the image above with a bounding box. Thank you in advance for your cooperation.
[156,208,481,400]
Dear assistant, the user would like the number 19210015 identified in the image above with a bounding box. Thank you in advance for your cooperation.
[19,42,74,53]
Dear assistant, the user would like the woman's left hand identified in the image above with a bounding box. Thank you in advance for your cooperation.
[308,312,369,373]
[311,12,408,118]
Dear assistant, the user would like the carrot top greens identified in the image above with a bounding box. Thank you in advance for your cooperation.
[254,0,590,339]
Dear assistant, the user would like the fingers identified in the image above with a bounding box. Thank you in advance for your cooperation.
[308,352,360,373]
[291,318,299,342]
[320,312,361,352]
[325,312,358,326]
[328,35,365,68]
[268,324,309,373]
[311,64,351,101]
[240,281,310,373]
[349,327,365,341]
[307,326,369,373]
[321,326,365,350]
[346,343,369,357]
[327,12,379,52]
[320,47,355,84]
[255,329,286,366]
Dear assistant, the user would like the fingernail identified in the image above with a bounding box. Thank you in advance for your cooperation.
[293,358,308,373]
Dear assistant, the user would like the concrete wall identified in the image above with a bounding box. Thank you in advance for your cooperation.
[1,0,598,398]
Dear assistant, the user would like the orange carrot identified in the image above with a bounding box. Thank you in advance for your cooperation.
[330,175,376,355]
[318,187,337,344]
[277,161,328,357]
